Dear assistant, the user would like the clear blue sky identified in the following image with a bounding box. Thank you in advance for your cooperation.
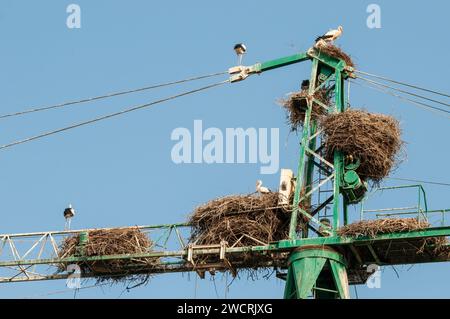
[0,0,448,298]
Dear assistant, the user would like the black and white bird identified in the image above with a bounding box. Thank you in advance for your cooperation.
[234,43,247,65]
[63,204,76,230]
[256,180,270,194]
[315,26,343,46]
[301,79,310,91]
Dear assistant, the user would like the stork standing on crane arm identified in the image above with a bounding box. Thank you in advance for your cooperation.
[63,204,76,230]
[234,43,247,66]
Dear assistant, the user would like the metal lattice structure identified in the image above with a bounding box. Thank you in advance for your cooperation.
[0,48,449,298]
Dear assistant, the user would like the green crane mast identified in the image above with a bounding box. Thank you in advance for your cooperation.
[0,48,449,298]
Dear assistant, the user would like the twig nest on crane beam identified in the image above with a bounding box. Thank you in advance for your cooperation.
[188,192,301,270]
[338,218,429,238]
[279,88,331,131]
[338,218,450,257]
[189,193,292,247]
[319,109,404,184]
[58,227,158,283]
[313,44,355,68]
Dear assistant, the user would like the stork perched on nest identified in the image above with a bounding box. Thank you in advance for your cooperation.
[315,26,343,47]
[256,180,271,194]
[301,79,310,91]
[63,204,75,230]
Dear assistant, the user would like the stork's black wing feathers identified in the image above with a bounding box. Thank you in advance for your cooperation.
[315,34,333,42]
[301,79,310,89]
[63,208,74,217]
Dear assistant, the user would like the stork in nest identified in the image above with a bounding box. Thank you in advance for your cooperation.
[301,79,310,91]
[315,26,343,48]
[256,180,271,194]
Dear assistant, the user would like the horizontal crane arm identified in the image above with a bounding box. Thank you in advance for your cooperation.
[228,51,311,82]
[259,52,311,72]
[0,223,449,284]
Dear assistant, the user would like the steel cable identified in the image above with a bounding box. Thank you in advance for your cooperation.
[0,79,229,150]
[350,79,450,119]
[355,75,450,108]
[0,71,227,119]
[353,69,450,99]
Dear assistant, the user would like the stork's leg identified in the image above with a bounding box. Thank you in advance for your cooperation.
[64,218,71,230]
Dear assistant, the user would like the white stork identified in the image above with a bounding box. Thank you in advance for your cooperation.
[256,180,270,194]
[234,43,247,65]
[63,204,76,230]
[315,26,343,46]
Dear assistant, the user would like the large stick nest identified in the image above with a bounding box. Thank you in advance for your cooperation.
[320,109,404,183]
[313,44,355,68]
[189,193,291,247]
[188,192,298,268]
[58,227,158,283]
[338,218,429,238]
[279,88,331,131]
[338,218,449,256]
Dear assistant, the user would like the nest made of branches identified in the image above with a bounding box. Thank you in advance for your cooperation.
[58,227,159,283]
[338,218,449,257]
[338,218,429,238]
[320,109,403,183]
[188,192,297,268]
[279,88,331,131]
[313,44,355,68]
[189,192,291,247]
